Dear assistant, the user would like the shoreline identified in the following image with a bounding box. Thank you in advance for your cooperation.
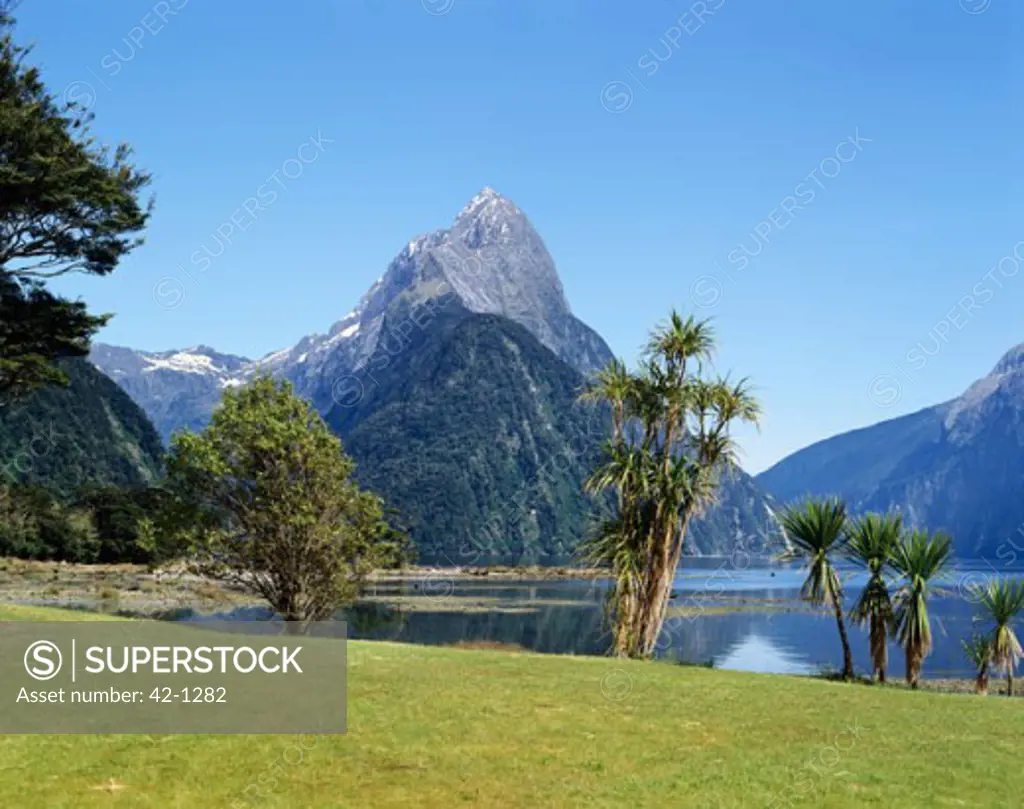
[1,559,1011,697]
[373,564,611,581]
[387,556,784,580]
[0,601,1012,698]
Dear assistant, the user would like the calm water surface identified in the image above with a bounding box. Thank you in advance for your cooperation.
[178,560,1024,679]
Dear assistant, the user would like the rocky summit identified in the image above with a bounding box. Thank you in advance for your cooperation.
[91,188,613,441]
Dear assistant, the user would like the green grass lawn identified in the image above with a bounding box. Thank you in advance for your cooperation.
[0,604,1020,808]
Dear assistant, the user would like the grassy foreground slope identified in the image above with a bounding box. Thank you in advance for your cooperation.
[0,605,1020,808]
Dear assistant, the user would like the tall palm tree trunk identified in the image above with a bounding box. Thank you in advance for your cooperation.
[906,646,921,689]
[832,599,854,680]
[1008,669,1014,698]
[612,575,641,658]
[638,516,691,657]
[870,613,887,683]
[637,545,675,657]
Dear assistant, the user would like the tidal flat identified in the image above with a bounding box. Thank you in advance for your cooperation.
[0,559,259,615]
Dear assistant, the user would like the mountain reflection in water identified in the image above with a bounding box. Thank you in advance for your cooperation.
[173,559,1024,680]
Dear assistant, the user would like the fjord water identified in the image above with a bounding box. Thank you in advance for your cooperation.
[181,559,1023,680]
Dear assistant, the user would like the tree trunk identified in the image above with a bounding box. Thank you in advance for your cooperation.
[906,647,920,689]
[870,613,887,684]
[639,571,673,658]
[613,580,640,658]
[1008,670,1014,698]
[833,599,854,680]
[976,664,988,696]
[637,516,691,658]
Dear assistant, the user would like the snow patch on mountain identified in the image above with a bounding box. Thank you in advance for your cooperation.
[142,352,224,375]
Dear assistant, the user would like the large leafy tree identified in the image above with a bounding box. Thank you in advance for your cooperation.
[0,7,151,398]
[890,530,952,688]
[846,512,901,683]
[580,311,759,658]
[973,578,1024,697]
[164,377,409,626]
[779,498,854,680]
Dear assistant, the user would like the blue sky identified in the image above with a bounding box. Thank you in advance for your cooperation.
[16,0,1023,473]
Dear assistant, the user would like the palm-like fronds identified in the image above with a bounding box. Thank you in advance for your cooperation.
[846,512,900,620]
[579,513,641,572]
[708,376,762,428]
[581,308,760,658]
[962,634,993,695]
[584,442,653,500]
[962,633,993,667]
[845,512,901,683]
[973,578,1024,696]
[687,377,761,471]
[779,499,848,606]
[580,359,633,438]
[646,310,715,378]
[630,367,668,449]
[779,498,853,679]
[580,358,632,405]
[577,512,644,656]
[890,530,952,688]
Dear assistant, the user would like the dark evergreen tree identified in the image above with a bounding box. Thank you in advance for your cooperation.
[0,7,151,398]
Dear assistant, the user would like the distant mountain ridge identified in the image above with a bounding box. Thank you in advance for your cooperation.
[757,344,1024,558]
[88,344,251,440]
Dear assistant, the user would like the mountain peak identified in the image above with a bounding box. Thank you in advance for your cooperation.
[92,187,616,442]
[455,186,520,224]
[991,344,1024,376]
